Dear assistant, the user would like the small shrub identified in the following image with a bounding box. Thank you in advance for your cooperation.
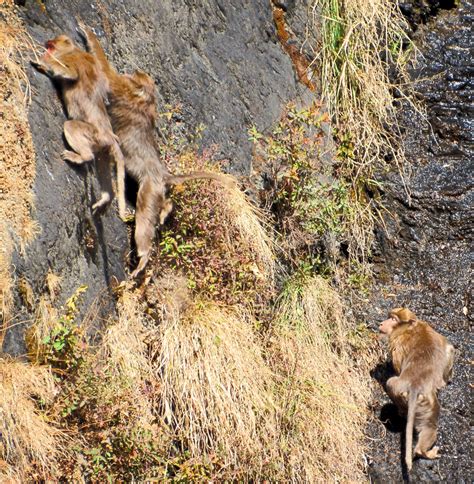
[26,285,88,371]
[250,102,374,282]
[148,120,276,312]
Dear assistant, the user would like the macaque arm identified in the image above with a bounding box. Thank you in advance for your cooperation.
[33,57,79,81]
[77,21,114,77]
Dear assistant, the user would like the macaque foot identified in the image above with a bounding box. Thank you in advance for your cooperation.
[416,446,440,460]
[62,150,91,164]
[92,191,112,214]
[130,255,149,279]
[76,20,88,38]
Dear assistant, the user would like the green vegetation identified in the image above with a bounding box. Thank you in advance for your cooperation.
[0,0,413,480]
[250,102,374,287]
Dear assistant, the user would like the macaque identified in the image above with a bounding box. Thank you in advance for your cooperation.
[379,307,454,471]
[32,35,126,219]
[78,23,232,277]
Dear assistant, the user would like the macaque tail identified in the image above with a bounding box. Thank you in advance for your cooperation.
[165,171,231,186]
[405,390,418,471]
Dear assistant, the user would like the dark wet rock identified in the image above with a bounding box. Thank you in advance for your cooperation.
[3,0,312,355]
[366,0,473,481]
[399,0,458,28]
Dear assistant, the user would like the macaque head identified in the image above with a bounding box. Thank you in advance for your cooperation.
[131,71,155,89]
[379,307,417,335]
[124,70,155,97]
[45,35,76,55]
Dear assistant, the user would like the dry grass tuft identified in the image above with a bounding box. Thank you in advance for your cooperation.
[0,358,62,480]
[25,296,59,364]
[101,291,154,392]
[220,179,276,283]
[270,275,372,481]
[306,0,418,272]
[0,1,40,341]
[45,270,62,301]
[152,302,278,477]
[311,0,413,176]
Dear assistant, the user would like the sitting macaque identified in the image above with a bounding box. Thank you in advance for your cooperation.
[32,35,126,219]
[78,22,232,277]
[379,307,454,471]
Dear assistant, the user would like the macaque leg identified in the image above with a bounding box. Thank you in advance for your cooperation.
[414,425,439,459]
[414,397,440,460]
[130,178,163,278]
[92,151,114,214]
[386,376,407,412]
[63,120,97,164]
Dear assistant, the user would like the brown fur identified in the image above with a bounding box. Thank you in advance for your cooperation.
[379,308,454,471]
[78,23,230,277]
[32,35,126,219]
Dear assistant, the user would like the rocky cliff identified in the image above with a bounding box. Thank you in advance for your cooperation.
[3,0,311,354]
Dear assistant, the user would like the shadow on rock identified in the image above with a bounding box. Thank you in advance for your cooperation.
[371,359,396,389]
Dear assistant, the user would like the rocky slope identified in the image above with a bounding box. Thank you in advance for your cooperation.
[3,0,311,354]
[366,1,473,481]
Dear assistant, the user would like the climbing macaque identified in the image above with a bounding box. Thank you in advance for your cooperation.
[78,22,232,277]
[379,307,454,471]
[32,35,126,219]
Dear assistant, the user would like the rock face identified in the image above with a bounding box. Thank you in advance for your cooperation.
[3,0,311,354]
[367,0,473,481]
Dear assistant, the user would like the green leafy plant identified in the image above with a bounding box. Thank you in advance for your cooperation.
[250,102,374,281]
[41,285,87,371]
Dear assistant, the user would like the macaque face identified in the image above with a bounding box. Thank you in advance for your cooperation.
[379,317,399,335]
[45,35,75,54]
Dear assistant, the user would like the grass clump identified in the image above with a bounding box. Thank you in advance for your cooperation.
[310,0,414,184]
[152,299,278,479]
[149,118,276,310]
[270,274,371,481]
[0,359,62,481]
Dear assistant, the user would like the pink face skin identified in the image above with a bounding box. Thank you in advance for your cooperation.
[379,317,398,335]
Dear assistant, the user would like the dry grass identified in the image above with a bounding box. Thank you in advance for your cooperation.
[311,0,413,175]
[0,358,62,480]
[151,298,278,478]
[220,180,276,283]
[270,275,372,481]
[307,0,417,272]
[25,296,59,364]
[0,1,40,343]
[8,271,376,481]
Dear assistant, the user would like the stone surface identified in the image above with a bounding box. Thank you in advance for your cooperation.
[366,0,473,481]
[3,0,312,354]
